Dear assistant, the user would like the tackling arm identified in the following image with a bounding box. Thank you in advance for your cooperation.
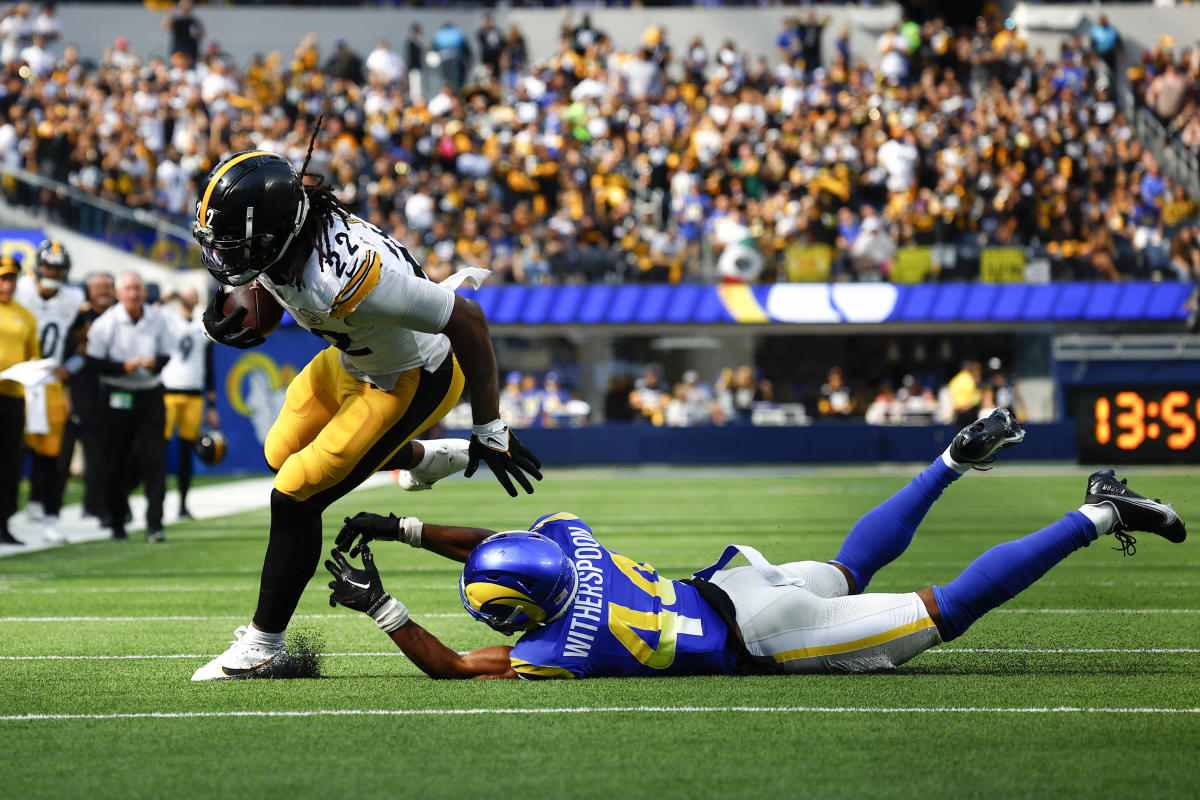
[325,546,516,679]
[388,624,516,680]
[336,511,497,563]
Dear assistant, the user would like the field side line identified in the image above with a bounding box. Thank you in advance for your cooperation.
[993,609,1200,614]
[3,706,1199,722]
[4,648,1199,661]
[4,609,1200,623]
[0,613,465,622]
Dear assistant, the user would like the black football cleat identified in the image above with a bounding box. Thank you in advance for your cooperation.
[1085,469,1186,556]
[950,408,1026,469]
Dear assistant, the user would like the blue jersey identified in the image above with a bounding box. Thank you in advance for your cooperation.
[508,513,739,680]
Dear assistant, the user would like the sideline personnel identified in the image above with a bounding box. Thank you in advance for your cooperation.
[0,256,38,545]
[85,271,174,542]
[161,285,218,519]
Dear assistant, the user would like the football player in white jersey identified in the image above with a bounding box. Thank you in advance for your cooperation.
[14,240,87,544]
[189,136,541,680]
[161,285,219,520]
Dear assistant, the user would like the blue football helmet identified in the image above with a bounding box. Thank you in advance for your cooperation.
[460,532,578,636]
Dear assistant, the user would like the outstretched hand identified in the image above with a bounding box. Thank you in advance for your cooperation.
[325,546,389,615]
[464,421,542,497]
[335,512,401,556]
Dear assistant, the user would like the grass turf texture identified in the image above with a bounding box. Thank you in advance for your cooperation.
[1,466,1197,799]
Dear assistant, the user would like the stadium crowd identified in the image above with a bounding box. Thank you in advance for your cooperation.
[0,6,1196,286]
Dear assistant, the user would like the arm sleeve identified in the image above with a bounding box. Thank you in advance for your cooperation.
[348,265,456,334]
[61,310,85,374]
[86,355,125,376]
[204,341,214,394]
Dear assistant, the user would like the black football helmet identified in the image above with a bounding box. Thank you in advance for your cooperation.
[196,428,227,466]
[35,240,70,292]
[192,150,310,286]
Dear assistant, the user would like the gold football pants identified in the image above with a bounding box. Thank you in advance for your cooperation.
[163,393,204,441]
[265,347,463,508]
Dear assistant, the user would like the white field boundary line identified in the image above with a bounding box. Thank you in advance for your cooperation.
[4,608,1200,623]
[2,706,1198,722]
[2,648,1198,661]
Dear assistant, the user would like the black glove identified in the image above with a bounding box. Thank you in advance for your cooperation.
[463,421,542,497]
[202,288,265,350]
[336,512,401,556]
[325,546,390,615]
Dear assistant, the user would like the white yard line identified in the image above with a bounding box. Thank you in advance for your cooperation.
[2,706,1198,722]
[2,648,1197,661]
[4,608,1198,623]
[0,613,464,622]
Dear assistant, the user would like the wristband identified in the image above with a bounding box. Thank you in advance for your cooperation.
[472,419,509,451]
[398,516,423,549]
[370,595,410,633]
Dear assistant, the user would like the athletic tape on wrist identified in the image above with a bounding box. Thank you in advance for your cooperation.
[370,596,410,633]
[398,516,423,549]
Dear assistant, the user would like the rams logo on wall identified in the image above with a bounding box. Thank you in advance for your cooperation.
[224,352,298,446]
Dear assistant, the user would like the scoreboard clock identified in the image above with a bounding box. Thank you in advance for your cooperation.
[1074,386,1200,464]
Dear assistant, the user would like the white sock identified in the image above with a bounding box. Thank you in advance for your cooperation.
[940,448,972,474]
[243,626,286,649]
[413,440,436,470]
[1078,503,1119,535]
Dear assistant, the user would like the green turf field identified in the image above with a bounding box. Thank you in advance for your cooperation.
[1,466,1197,799]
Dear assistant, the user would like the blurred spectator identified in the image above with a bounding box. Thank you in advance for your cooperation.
[1145,61,1190,123]
[818,366,854,419]
[477,14,503,79]
[0,4,32,66]
[324,39,364,85]
[1088,14,1119,75]
[432,21,471,93]
[949,359,982,428]
[365,39,403,85]
[865,384,903,425]
[629,366,669,426]
[164,0,203,63]
[988,362,1024,421]
[0,12,1194,291]
[405,24,427,99]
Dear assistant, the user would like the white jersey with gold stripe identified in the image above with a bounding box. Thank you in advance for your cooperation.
[14,275,85,363]
[260,213,457,391]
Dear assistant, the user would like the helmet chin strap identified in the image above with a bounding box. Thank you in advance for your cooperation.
[38,277,62,292]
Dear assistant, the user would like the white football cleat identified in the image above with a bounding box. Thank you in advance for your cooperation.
[25,501,44,522]
[190,625,285,681]
[396,438,469,492]
[42,519,64,544]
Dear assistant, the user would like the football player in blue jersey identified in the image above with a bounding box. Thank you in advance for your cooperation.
[325,409,1186,680]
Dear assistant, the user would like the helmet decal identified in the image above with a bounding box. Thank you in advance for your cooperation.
[197,149,271,224]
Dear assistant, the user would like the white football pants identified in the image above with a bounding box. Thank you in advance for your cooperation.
[707,557,942,673]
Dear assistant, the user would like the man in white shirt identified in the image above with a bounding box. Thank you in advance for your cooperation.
[85,271,174,542]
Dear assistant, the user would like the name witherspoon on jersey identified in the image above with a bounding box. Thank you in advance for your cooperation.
[561,524,606,660]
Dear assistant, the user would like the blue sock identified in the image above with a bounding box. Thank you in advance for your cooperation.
[932,511,1099,641]
[833,458,959,593]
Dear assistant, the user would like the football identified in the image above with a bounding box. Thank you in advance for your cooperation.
[222,281,284,336]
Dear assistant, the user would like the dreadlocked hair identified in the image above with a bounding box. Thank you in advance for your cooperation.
[297,115,350,273]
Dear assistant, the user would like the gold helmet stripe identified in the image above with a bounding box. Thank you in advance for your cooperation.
[197,150,273,226]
